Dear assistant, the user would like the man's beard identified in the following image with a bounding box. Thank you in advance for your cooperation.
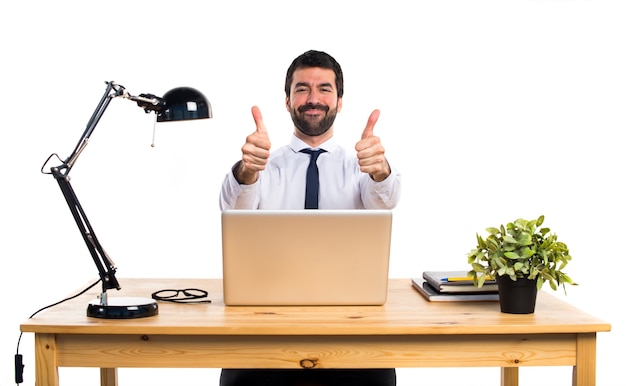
[290,103,338,137]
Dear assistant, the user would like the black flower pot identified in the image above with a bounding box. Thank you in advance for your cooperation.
[496,275,538,314]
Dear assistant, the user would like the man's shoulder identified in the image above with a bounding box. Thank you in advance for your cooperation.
[270,144,295,158]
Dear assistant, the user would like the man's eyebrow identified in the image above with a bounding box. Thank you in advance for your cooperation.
[294,81,334,89]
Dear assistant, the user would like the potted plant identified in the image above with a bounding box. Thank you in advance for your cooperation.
[467,215,576,314]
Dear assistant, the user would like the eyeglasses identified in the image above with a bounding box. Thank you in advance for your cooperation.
[151,288,211,304]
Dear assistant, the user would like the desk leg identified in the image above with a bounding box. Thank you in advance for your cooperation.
[100,368,118,386]
[573,333,597,386]
[500,367,518,386]
[34,333,59,386]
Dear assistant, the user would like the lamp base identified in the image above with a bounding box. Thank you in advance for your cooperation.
[87,297,158,319]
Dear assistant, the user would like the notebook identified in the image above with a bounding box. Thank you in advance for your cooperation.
[221,209,393,306]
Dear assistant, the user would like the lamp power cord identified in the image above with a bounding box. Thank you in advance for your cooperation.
[15,279,101,385]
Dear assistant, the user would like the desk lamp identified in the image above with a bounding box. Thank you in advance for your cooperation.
[41,81,212,318]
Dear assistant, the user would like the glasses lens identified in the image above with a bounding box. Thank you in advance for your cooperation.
[182,288,207,298]
[156,289,181,299]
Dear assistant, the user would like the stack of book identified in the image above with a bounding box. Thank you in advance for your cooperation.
[412,270,499,302]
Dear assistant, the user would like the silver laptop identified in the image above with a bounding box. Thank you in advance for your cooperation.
[221,210,392,306]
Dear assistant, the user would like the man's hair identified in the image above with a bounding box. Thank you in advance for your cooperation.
[284,50,344,99]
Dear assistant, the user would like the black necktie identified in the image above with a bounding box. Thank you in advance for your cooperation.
[300,149,326,209]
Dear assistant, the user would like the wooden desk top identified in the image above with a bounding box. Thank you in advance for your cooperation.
[21,278,611,336]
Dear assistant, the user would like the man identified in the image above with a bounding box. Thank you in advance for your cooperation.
[220,49,400,211]
[219,50,400,385]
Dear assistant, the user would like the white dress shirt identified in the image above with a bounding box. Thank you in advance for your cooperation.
[219,134,401,210]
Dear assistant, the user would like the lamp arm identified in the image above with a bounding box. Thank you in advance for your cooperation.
[43,81,155,302]
[64,82,164,172]
[50,167,121,295]
[64,81,120,171]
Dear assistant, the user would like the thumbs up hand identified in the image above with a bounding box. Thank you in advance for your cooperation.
[235,106,272,184]
[355,109,391,182]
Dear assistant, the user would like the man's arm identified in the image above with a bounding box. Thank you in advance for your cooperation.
[219,106,271,210]
[219,163,260,210]
[361,162,401,209]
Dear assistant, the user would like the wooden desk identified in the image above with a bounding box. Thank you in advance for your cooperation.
[20,278,610,386]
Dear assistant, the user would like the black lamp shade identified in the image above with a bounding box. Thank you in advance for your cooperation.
[157,87,212,122]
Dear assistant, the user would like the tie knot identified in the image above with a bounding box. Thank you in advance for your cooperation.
[300,148,326,161]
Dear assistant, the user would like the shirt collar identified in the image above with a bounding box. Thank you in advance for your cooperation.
[289,134,337,153]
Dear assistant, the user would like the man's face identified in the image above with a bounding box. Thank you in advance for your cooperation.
[286,67,342,137]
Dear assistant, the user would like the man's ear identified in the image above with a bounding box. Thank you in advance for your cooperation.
[337,97,343,112]
[285,97,291,112]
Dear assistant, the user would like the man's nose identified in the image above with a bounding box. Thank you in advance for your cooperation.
[306,89,321,104]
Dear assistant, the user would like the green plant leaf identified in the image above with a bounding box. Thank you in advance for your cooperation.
[502,235,517,244]
[486,227,500,235]
[536,215,545,226]
[503,251,521,260]
[517,233,532,246]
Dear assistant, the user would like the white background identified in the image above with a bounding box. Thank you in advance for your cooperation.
[1,0,624,385]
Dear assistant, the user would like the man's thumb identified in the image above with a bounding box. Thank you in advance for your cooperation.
[251,106,267,134]
[361,109,380,139]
